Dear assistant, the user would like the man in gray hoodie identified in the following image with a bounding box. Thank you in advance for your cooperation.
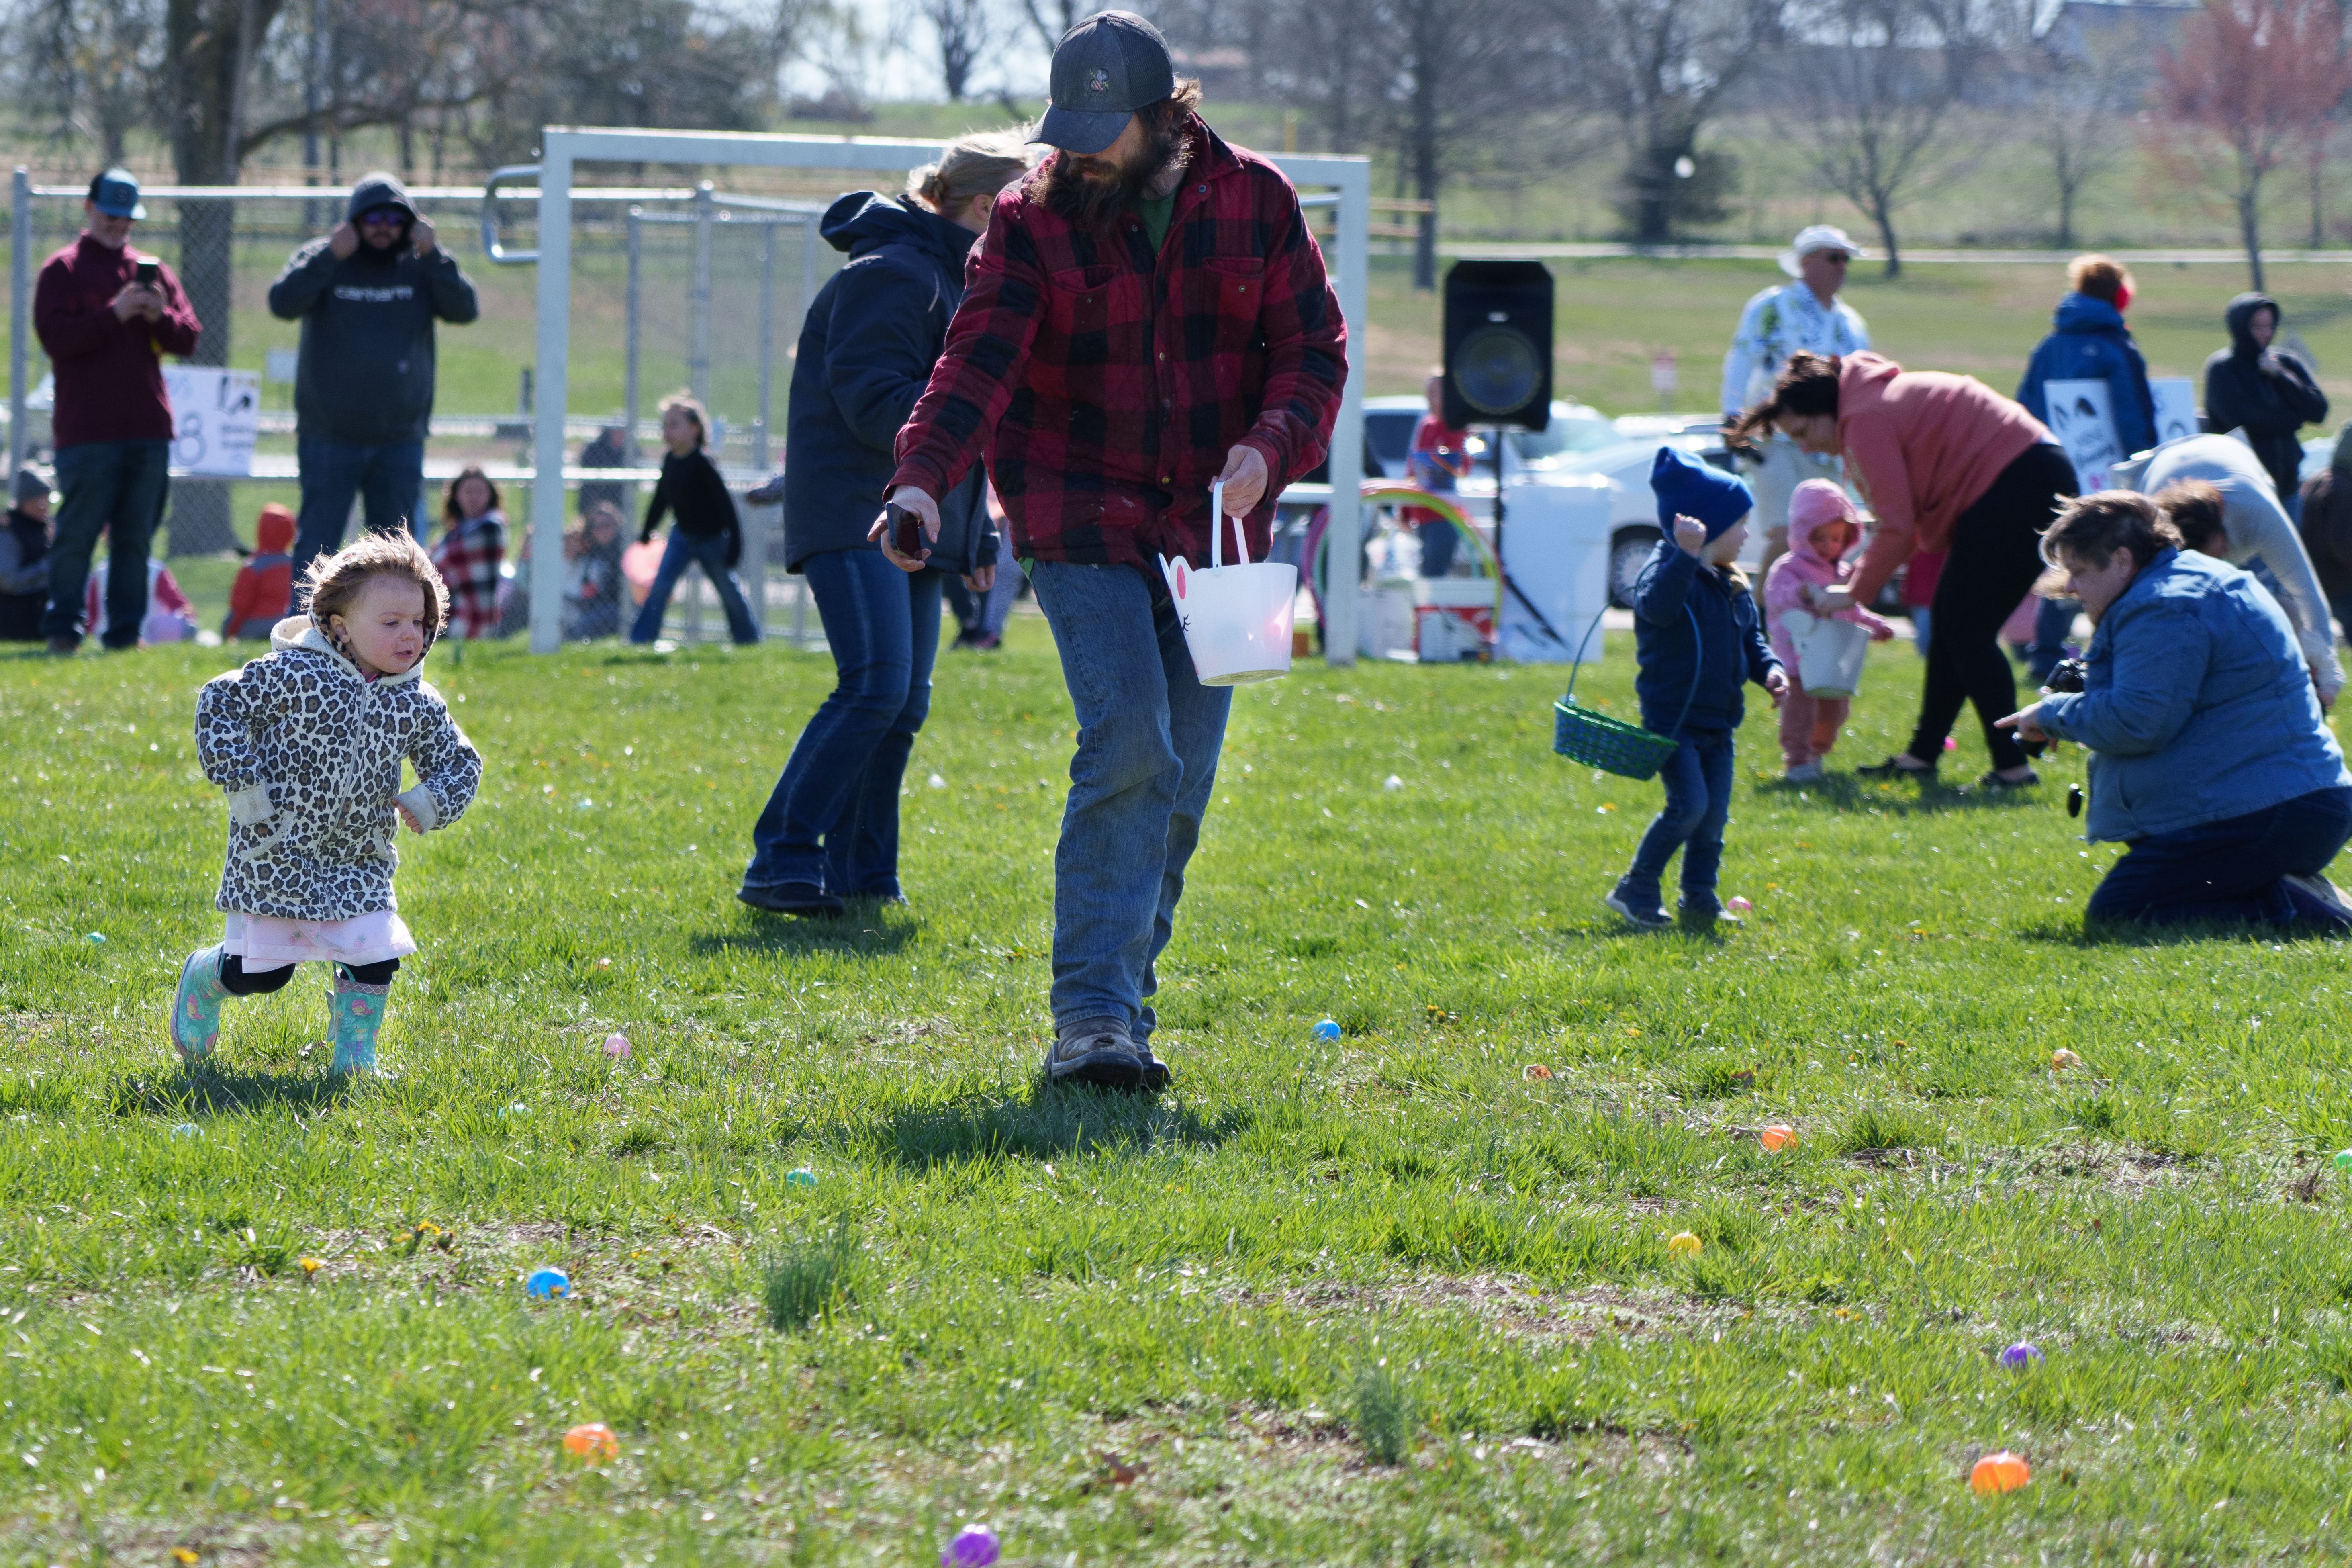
[269,173,479,575]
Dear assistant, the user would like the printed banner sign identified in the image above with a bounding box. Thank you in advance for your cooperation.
[162,366,260,477]
[2043,378,2120,491]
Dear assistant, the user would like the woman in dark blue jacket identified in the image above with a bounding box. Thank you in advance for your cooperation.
[740,135,1029,918]
[2016,255,2157,460]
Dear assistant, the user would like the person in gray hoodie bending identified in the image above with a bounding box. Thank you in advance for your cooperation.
[269,173,479,577]
[2111,432,2344,707]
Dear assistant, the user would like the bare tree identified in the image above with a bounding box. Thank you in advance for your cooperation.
[2005,1,2135,250]
[910,0,997,100]
[1572,0,1783,243]
[1015,0,1077,52]
[1775,0,1988,277]
[1386,0,1547,288]
[13,0,161,162]
[2148,0,2351,289]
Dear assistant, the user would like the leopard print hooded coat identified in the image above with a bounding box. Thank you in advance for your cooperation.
[195,615,482,922]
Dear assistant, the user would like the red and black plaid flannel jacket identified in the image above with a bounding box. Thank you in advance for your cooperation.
[889,121,1346,569]
[430,514,505,642]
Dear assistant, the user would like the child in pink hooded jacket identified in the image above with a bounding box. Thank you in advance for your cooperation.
[1763,479,1897,779]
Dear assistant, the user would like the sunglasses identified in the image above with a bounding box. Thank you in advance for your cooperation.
[358,208,407,226]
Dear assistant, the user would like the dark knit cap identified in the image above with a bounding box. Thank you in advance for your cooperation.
[1650,446,1753,541]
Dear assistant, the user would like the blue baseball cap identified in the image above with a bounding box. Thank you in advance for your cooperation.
[1034,10,1176,157]
[87,169,145,220]
[1650,446,1753,541]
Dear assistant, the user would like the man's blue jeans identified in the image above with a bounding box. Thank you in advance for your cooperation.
[292,435,426,579]
[2088,785,2352,928]
[1617,728,1736,914]
[43,440,170,646]
[629,528,759,644]
[1030,560,1231,1041]
[743,549,942,898]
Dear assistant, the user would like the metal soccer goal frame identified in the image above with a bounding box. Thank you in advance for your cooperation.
[507,125,1370,660]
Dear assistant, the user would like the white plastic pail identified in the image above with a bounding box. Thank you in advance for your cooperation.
[1158,479,1297,685]
[1784,609,1870,699]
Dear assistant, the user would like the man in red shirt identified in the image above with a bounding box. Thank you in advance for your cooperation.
[885,10,1345,1091]
[33,170,201,652]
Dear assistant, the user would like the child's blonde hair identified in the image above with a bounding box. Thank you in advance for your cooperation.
[303,529,449,649]
[659,390,708,447]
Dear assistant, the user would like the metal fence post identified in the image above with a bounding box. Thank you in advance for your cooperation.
[690,181,713,405]
[529,137,576,656]
[755,221,775,472]
[11,168,28,474]
[623,206,642,517]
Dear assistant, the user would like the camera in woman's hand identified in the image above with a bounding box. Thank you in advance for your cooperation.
[2044,657,2088,694]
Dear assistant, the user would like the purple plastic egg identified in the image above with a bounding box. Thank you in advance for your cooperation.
[1998,1341,2043,1369]
[940,1524,999,1567]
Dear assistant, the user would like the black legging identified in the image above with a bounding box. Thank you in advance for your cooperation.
[1909,443,2079,771]
[219,952,399,994]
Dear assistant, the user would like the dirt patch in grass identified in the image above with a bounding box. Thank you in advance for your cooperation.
[1248,1274,1755,1343]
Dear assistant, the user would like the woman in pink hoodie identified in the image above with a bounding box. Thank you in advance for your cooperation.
[1763,479,1896,780]
[1734,350,2076,789]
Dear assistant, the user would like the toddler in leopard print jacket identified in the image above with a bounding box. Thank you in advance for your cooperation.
[173,530,482,1075]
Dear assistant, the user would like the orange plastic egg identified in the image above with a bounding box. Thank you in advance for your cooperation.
[562,1422,620,1462]
[2050,1049,2082,1071]
[1760,1124,1795,1152]
[1969,1449,2030,1494]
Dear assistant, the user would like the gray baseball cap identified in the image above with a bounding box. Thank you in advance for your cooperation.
[1033,10,1176,157]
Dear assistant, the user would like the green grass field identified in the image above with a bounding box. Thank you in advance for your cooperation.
[7,623,2352,1562]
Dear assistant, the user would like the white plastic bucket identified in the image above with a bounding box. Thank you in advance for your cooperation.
[1784,609,1870,699]
[1159,480,1297,685]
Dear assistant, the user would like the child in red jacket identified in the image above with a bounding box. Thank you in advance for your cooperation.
[224,503,296,640]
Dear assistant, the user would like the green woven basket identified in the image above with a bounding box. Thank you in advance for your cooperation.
[1551,605,1698,782]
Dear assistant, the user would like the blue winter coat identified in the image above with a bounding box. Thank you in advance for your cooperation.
[781,193,997,575]
[2016,293,2157,458]
[2037,548,2349,841]
[1628,542,1781,735]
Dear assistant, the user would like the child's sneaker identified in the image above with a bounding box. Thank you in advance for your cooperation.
[170,944,230,1065]
[1783,760,1825,782]
[1604,886,1672,931]
[1680,896,1741,927]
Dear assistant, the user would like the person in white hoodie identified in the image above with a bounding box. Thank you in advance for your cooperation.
[1721,225,1871,576]
[2112,433,2344,708]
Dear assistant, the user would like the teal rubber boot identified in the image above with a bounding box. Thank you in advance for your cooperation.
[327,971,390,1077]
[170,944,230,1065]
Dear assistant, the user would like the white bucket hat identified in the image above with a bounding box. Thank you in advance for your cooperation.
[1778,224,1868,278]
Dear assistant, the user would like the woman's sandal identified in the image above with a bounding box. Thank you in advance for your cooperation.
[1856,755,1937,781]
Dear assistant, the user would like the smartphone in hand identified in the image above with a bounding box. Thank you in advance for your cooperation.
[134,259,159,288]
[886,503,926,558]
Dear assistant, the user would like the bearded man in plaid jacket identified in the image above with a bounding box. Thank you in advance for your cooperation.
[884,10,1345,1092]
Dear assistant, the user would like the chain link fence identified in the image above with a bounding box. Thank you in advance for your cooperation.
[9,171,855,642]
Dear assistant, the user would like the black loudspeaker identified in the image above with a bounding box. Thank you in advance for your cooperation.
[1443,261,1553,432]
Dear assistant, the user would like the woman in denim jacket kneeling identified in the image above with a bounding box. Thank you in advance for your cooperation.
[2002,490,2352,931]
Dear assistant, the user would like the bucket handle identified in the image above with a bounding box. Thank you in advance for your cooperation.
[1209,478,1250,569]
[1564,600,1702,740]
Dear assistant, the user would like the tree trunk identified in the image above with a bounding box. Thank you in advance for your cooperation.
[1872,196,1902,280]
[165,0,276,554]
[2241,181,2266,292]
[1410,14,1441,292]
[2055,174,2076,251]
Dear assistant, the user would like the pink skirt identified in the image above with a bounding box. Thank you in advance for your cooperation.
[223,910,416,969]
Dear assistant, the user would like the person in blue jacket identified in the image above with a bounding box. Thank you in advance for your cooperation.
[2016,255,2157,458]
[1606,448,1788,931]
[2015,254,2156,679]
[2001,490,2352,932]
[737,133,1028,918]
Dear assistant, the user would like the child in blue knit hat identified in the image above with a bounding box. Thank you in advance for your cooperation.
[1605,448,1788,930]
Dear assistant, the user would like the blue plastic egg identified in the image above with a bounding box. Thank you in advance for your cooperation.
[526,1267,570,1300]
